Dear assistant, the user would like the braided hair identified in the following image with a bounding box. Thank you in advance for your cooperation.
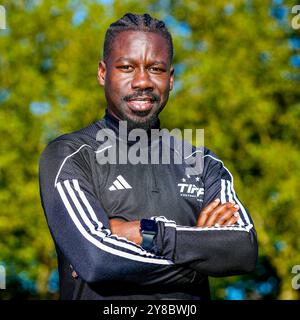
[103,13,173,62]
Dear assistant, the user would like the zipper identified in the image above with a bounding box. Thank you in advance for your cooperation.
[147,164,159,217]
[150,164,159,193]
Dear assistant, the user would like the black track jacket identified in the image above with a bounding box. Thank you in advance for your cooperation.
[39,111,258,300]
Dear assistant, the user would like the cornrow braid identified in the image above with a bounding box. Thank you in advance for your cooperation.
[103,13,173,62]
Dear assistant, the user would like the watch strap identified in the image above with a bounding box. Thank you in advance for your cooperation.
[141,231,156,250]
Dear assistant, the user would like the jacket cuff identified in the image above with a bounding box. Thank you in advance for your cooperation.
[149,217,177,260]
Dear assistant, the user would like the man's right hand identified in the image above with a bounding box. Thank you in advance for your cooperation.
[197,199,240,227]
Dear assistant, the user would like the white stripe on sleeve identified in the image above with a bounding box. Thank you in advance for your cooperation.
[204,155,252,227]
[56,181,172,264]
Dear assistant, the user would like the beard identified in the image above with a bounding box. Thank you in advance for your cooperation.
[120,106,162,131]
[119,90,165,131]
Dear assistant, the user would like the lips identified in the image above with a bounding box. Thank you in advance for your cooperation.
[127,97,154,112]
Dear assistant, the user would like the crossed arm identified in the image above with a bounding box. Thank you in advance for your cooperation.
[39,140,258,285]
[109,199,241,246]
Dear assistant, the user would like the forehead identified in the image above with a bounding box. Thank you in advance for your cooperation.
[108,30,170,63]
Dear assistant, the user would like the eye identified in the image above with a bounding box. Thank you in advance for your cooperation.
[148,66,165,73]
[116,65,134,72]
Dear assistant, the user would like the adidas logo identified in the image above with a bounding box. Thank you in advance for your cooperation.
[109,175,132,191]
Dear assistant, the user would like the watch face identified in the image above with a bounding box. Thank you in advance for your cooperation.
[141,219,158,233]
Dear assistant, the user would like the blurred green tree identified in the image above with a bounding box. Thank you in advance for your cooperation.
[0,0,299,299]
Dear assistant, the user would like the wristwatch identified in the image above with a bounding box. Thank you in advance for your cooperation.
[140,219,158,250]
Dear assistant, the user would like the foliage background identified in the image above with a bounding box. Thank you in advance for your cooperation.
[0,0,300,299]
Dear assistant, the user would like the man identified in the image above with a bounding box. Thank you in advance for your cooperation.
[39,13,258,300]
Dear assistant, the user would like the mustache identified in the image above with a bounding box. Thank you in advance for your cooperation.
[123,90,160,102]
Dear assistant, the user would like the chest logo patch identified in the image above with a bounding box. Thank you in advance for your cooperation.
[109,175,132,191]
[177,176,204,201]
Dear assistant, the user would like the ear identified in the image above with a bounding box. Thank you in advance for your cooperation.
[169,65,174,91]
[98,60,106,86]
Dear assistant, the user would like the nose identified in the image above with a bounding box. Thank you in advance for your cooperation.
[131,68,154,91]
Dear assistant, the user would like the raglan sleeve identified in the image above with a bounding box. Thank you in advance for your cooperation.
[39,139,204,285]
[150,149,258,277]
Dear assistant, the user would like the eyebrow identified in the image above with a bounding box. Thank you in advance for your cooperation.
[115,57,168,67]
